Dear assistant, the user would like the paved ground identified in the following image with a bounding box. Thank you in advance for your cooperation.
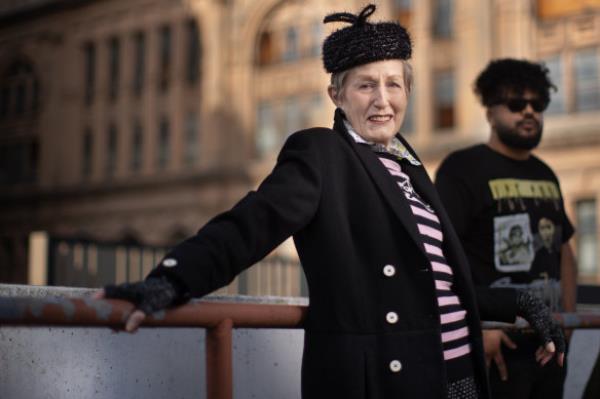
[565,329,600,399]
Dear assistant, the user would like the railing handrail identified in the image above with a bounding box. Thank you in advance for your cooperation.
[0,296,307,328]
[2,295,600,330]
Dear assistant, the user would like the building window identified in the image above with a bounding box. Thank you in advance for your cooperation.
[108,37,120,102]
[310,21,323,57]
[577,199,598,279]
[106,123,117,177]
[284,96,301,134]
[0,86,9,118]
[308,93,322,125]
[0,60,40,118]
[184,113,199,166]
[15,82,26,115]
[434,70,455,130]
[283,27,299,62]
[158,25,172,92]
[393,0,412,26]
[256,101,277,157]
[83,127,93,178]
[257,31,274,66]
[133,32,145,97]
[157,117,170,169]
[29,140,39,182]
[83,42,95,105]
[131,120,143,172]
[433,0,453,38]
[15,81,26,115]
[32,79,39,112]
[0,140,38,184]
[186,19,201,85]
[543,55,565,114]
[402,92,415,134]
[573,47,600,112]
[394,0,412,9]
[0,145,8,183]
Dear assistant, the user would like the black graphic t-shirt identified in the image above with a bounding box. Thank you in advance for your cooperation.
[435,144,574,313]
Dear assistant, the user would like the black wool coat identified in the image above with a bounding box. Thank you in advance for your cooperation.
[150,111,519,398]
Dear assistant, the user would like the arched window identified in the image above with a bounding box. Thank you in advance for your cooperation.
[252,3,329,159]
[257,30,274,66]
[0,58,41,185]
[186,19,202,85]
[282,26,299,62]
[0,59,41,120]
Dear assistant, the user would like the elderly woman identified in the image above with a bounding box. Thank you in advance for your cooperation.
[98,5,564,399]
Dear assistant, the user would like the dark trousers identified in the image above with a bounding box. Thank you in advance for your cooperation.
[488,334,567,399]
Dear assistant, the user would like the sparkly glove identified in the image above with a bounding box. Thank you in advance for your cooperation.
[103,275,189,315]
[515,290,566,353]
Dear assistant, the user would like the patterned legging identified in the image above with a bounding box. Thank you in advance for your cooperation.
[446,376,479,399]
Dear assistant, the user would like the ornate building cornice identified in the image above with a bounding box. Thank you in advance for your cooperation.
[0,0,92,26]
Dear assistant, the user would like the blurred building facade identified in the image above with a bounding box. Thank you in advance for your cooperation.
[0,0,599,291]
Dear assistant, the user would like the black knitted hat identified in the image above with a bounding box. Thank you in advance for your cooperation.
[322,4,412,74]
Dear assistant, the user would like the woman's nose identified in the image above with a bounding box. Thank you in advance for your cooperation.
[373,86,388,106]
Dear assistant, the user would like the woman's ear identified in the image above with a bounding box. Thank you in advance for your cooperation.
[486,108,493,124]
[327,85,340,107]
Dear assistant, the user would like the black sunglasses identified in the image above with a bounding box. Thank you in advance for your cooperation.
[496,98,548,113]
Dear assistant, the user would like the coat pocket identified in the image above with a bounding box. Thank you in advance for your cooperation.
[373,329,446,398]
[301,332,372,399]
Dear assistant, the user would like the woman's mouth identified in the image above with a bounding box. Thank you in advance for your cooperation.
[368,115,393,123]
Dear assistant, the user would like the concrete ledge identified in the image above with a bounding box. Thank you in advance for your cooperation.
[0,283,309,305]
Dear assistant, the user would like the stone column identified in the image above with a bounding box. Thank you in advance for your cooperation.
[454,0,494,140]
[493,0,536,58]
[411,0,433,147]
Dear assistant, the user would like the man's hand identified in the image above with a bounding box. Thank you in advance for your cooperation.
[483,329,517,381]
[92,276,185,333]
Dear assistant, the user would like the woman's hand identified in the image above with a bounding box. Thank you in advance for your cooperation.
[92,276,184,332]
[515,290,565,367]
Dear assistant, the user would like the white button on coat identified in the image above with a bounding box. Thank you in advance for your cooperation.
[386,311,399,324]
[383,264,396,277]
[389,360,402,372]
[162,258,178,267]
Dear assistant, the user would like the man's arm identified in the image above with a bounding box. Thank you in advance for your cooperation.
[561,242,578,341]
[560,242,577,313]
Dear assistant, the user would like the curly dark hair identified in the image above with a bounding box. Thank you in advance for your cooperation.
[474,58,556,108]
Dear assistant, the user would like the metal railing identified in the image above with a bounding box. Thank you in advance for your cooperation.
[28,232,307,297]
[2,294,600,399]
[0,294,306,399]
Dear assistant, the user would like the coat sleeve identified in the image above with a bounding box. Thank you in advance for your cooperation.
[475,286,518,323]
[148,131,323,297]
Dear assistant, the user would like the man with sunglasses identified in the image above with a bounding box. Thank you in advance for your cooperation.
[435,58,577,399]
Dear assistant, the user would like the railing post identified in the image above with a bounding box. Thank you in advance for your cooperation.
[206,318,233,399]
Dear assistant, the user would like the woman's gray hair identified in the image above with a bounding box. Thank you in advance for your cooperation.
[329,60,413,100]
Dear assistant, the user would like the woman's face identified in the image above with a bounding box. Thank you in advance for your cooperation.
[329,60,408,146]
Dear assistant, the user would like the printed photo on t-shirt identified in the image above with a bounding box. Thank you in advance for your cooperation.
[494,213,535,272]
[533,217,562,254]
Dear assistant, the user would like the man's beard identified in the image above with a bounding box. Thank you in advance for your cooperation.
[496,118,543,150]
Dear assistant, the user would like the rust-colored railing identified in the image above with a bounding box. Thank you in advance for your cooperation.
[2,296,600,399]
[0,296,306,399]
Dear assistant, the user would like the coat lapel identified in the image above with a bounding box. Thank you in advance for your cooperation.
[395,135,479,310]
[333,112,429,260]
